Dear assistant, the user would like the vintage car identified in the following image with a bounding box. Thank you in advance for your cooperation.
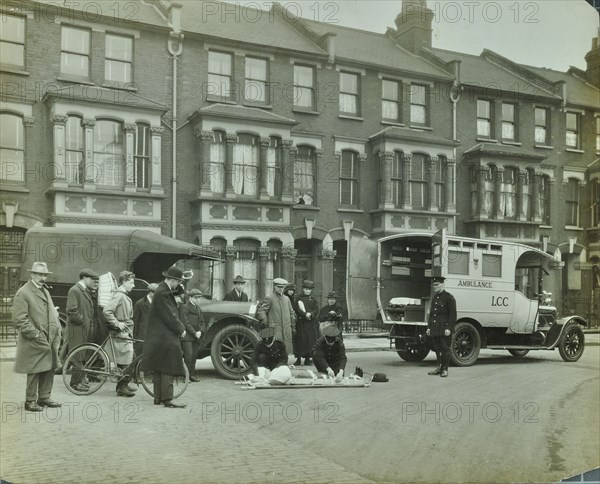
[20,227,260,379]
[346,229,586,366]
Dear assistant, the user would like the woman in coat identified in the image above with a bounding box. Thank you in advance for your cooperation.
[293,280,320,365]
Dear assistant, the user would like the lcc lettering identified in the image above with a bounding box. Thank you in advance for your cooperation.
[491,296,509,307]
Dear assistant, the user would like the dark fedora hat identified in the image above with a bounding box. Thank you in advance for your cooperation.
[326,291,338,299]
[372,372,389,382]
[259,327,276,339]
[302,280,315,289]
[162,266,184,281]
[232,275,246,284]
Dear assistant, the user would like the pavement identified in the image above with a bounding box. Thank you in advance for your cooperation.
[1,330,598,361]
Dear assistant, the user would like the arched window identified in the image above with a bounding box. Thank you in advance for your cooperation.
[93,120,124,187]
[65,116,84,184]
[233,133,258,195]
[0,113,24,182]
[294,145,315,205]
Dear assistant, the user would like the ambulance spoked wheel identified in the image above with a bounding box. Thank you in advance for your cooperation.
[450,322,481,367]
[395,340,429,362]
[558,323,585,362]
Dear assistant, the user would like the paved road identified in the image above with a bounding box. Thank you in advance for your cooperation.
[1,347,598,484]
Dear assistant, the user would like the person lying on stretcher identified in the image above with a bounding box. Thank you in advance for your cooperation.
[312,325,347,383]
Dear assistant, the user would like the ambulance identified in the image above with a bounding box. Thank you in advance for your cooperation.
[346,229,586,365]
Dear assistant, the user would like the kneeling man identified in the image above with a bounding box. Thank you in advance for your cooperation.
[312,325,347,382]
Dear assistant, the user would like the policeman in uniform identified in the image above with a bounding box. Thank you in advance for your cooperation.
[312,325,347,381]
[426,276,457,378]
[250,327,288,376]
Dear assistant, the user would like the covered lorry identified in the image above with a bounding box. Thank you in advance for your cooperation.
[20,227,261,379]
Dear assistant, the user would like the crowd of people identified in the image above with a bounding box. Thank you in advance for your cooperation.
[11,262,457,412]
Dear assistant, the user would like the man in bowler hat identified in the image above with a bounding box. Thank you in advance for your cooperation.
[142,266,188,408]
[12,262,62,412]
[223,275,249,301]
[132,283,158,357]
[319,291,346,334]
[426,276,457,378]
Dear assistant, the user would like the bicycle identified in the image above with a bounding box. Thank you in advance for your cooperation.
[62,332,189,398]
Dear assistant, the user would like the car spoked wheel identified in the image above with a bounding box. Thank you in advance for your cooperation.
[450,322,481,367]
[558,323,585,362]
[211,325,260,379]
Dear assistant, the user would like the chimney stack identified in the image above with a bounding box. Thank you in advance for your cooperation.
[392,0,434,54]
[585,30,600,88]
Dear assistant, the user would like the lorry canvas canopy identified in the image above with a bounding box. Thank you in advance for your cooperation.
[21,227,220,284]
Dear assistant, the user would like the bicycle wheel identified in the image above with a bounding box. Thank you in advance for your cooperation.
[135,359,189,399]
[62,344,110,395]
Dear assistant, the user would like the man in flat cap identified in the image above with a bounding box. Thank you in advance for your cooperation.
[65,268,99,392]
[12,262,62,412]
[312,325,347,383]
[133,283,158,357]
[293,280,320,366]
[179,288,206,382]
[223,275,249,302]
[256,278,295,361]
[103,271,137,397]
[426,276,457,378]
[142,265,188,408]
[250,327,288,376]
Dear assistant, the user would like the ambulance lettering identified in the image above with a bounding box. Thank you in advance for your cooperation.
[491,296,509,307]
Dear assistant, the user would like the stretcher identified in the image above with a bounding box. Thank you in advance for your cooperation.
[238,368,372,390]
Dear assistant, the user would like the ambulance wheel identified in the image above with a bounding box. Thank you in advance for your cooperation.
[508,349,530,357]
[558,323,585,362]
[210,324,260,379]
[396,340,429,361]
[450,322,481,367]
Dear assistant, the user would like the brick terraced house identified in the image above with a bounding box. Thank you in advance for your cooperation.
[1,0,598,329]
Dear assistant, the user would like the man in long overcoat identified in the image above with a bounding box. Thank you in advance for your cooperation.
[293,280,320,366]
[256,278,295,357]
[223,275,249,301]
[132,283,157,357]
[12,262,62,412]
[426,276,457,378]
[103,271,136,396]
[141,265,187,408]
[66,268,99,391]
[179,288,206,382]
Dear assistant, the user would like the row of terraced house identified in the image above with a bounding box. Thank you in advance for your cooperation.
[1,0,599,327]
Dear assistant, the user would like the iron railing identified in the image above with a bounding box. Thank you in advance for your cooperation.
[562,296,599,328]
